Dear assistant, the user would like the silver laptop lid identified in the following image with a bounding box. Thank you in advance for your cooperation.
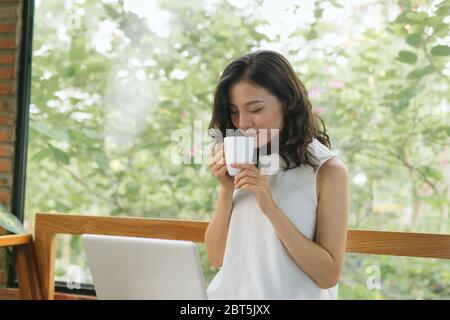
[82,234,207,300]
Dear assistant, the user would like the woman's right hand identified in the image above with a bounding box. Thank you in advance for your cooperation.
[209,143,234,190]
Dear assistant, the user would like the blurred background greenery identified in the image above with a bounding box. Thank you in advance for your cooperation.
[22,0,450,299]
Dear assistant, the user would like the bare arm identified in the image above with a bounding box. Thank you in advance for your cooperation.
[204,186,234,268]
[264,157,349,289]
[205,143,235,268]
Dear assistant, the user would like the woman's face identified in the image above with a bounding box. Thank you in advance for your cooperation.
[228,81,284,148]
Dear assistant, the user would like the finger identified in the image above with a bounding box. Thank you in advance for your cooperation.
[209,144,220,159]
[238,182,258,192]
[209,152,221,166]
[215,144,224,155]
[234,169,258,184]
[214,143,223,155]
[235,177,258,189]
[209,158,218,168]
[231,163,257,170]
[212,156,225,166]
[208,148,225,166]
[210,162,225,173]
[231,163,259,175]
[209,143,218,157]
[213,149,225,165]
[214,165,228,177]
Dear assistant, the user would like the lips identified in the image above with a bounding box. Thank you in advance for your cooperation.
[243,129,258,137]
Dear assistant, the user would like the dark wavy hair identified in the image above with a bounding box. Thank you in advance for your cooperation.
[208,50,331,172]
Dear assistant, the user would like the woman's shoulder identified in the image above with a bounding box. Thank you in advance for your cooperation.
[308,138,334,158]
[316,156,348,200]
[309,138,346,165]
[319,157,348,175]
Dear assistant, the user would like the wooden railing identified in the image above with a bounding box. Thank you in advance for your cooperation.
[0,234,42,299]
[33,212,450,300]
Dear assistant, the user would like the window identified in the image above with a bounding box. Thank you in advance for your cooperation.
[22,0,449,299]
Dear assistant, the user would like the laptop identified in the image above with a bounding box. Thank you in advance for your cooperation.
[81,234,208,300]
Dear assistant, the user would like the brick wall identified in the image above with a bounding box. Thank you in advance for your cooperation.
[0,0,22,287]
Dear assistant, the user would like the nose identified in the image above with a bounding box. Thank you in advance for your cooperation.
[238,113,254,131]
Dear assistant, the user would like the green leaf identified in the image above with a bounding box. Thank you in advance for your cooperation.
[49,145,70,165]
[352,66,371,73]
[436,4,450,17]
[427,16,449,38]
[405,34,422,47]
[31,149,51,162]
[421,194,450,208]
[31,120,53,137]
[405,11,428,22]
[31,120,70,141]
[305,29,318,40]
[314,8,324,19]
[397,50,417,64]
[431,45,450,56]
[91,151,109,171]
[407,65,435,79]
[398,0,412,10]
[396,86,415,111]
[0,204,26,234]
[417,165,443,181]
[362,51,379,64]
[433,24,449,38]
[329,0,344,9]
[426,15,442,27]
[394,12,411,24]
[382,69,398,79]
[362,56,378,64]
[83,128,102,139]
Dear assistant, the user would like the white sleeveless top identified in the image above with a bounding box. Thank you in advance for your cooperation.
[207,138,344,300]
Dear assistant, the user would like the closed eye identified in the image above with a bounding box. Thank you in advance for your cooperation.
[230,109,262,114]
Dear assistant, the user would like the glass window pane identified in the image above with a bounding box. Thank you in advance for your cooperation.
[340,254,450,299]
[26,0,449,298]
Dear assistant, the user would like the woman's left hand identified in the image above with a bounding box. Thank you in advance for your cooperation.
[231,163,277,215]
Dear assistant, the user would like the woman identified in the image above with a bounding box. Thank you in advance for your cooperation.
[205,50,349,300]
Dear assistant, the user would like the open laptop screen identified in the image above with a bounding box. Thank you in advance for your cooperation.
[82,234,207,300]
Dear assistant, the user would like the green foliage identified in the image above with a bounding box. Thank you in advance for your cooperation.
[398,50,418,64]
[0,204,25,234]
[431,45,450,56]
[27,0,449,299]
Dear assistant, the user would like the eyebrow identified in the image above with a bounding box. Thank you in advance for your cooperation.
[228,100,264,108]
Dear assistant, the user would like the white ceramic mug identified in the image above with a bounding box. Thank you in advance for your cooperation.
[224,136,255,176]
